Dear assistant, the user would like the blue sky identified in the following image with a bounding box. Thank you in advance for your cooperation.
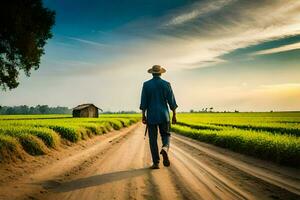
[1,0,300,111]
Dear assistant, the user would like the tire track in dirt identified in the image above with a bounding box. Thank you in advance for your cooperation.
[170,145,250,200]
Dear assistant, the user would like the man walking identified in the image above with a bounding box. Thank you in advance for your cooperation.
[140,65,178,169]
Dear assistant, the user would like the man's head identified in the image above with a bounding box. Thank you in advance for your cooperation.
[148,65,166,76]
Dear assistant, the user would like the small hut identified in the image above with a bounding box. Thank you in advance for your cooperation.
[72,104,102,118]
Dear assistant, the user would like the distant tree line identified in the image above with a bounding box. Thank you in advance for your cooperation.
[189,107,243,113]
[102,110,138,114]
[190,107,214,113]
[0,105,71,115]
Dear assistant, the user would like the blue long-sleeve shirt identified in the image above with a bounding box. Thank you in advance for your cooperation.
[140,76,178,125]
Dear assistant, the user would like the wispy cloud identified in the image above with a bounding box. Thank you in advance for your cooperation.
[66,36,109,48]
[48,1,300,72]
[46,1,300,75]
[259,83,300,90]
[160,0,300,68]
[253,42,300,55]
[164,0,235,27]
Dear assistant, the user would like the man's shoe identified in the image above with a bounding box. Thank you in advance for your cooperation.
[160,148,170,167]
[149,163,160,169]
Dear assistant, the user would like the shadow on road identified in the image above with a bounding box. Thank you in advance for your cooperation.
[42,167,150,192]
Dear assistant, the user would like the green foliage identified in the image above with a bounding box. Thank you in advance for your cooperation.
[18,134,48,155]
[0,114,140,161]
[173,112,300,167]
[176,121,222,131]
[27,127,60,148]
[177,112,300,136]
[0,127,49,155]
[0,126,60,148]
[0,114,71,119]
[48,125,80,142]
[0,135,24,161]
[209,123,300,137]
[0,0,55,90]
[0,105,71,115]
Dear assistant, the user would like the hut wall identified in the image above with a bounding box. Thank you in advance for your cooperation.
[88,106,98,118]
[80,108,89,117]
[73,105,99,118]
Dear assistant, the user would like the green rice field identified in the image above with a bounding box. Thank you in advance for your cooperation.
[173,112,300,167]
[0,114,140,161]
[1,112,299,168]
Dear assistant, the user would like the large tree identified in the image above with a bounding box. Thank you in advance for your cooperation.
[0,0,55,90]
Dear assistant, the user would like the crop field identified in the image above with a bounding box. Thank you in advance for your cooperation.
[0,114,140,162]
[1,112,299,168]
[173,112,300,167]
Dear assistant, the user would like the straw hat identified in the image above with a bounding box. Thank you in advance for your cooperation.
[148,65,166,74]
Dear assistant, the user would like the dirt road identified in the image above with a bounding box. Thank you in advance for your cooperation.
[0,123,299,200]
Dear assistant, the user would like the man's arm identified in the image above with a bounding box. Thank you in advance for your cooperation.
[140,83,148,124]
[171,109,177,124]
[166,83,178,124]
[142,110,147,124]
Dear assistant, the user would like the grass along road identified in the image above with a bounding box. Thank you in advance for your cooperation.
[172,113,300,167]
[0,115,140,162]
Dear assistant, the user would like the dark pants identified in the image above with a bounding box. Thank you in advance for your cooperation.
[148,122,171,164]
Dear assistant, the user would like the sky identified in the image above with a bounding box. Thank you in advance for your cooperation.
[1,0,300,112]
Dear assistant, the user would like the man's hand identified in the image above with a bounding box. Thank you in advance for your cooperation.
[172,115,177,124]
[142,110,147,124]
[171,109,177,124]
[142,116,147,124]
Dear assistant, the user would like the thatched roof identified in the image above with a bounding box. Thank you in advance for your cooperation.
[73,104,102,111]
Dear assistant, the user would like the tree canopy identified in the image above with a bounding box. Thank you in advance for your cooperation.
[0,0,55,90]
